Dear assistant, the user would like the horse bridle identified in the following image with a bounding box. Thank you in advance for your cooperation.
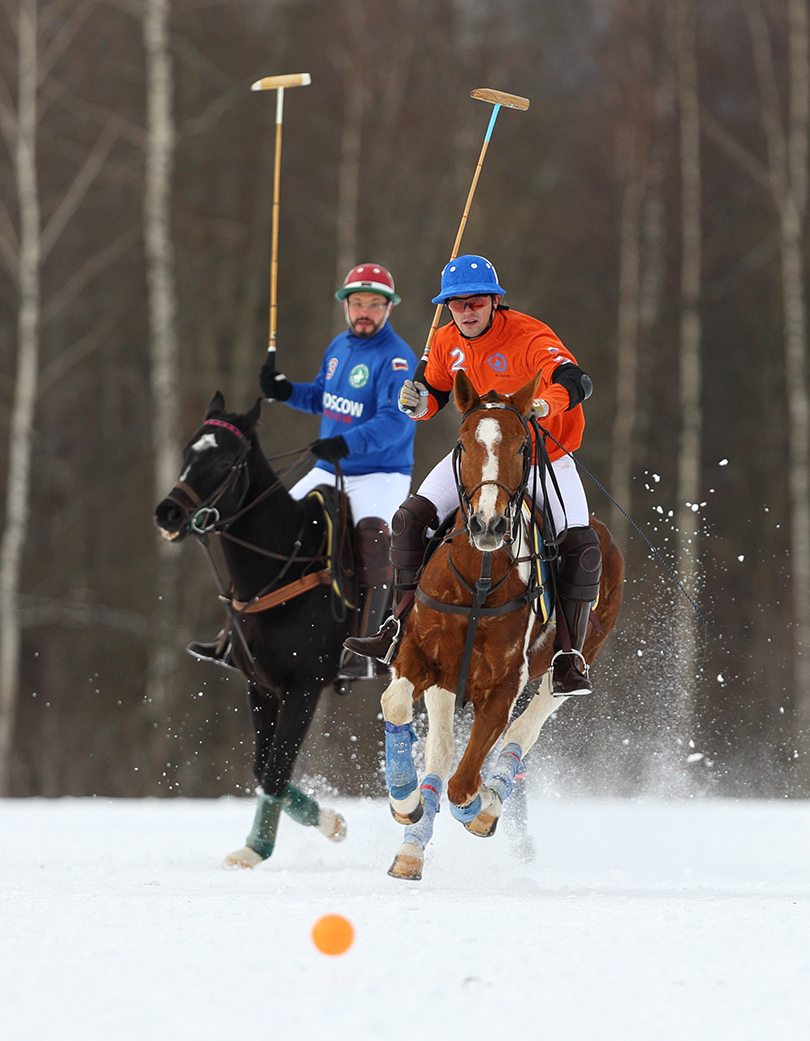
[163,419,252,535]
[451,400,533,544]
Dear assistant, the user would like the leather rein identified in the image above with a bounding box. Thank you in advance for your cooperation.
[164,420,333,623]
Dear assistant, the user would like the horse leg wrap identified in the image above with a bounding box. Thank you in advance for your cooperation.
[402,775,442,851]
[282,784,321,828]
[384,721,418,801]
[450,792,483,824]
[485,743,523,804]
[246,793,283,859]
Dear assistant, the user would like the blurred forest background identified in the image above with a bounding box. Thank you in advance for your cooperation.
[2,0,809,799]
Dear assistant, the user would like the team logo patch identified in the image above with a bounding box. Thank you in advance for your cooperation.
[487,353,508,373]
[349,363,369,388]
[326,357,339,380]
[392,357,409,371]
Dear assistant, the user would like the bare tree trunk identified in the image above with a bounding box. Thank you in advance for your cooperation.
[739,0,810,740]
[143,0,181,758]
[0,0,40,796]
[675,0,703,736]
[334,66,363,329]
[784,0,810,733]
[611,121,648,551]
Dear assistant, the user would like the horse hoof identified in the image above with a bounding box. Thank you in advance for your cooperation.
[222,846,264,869]
[389,791,424,826]
[387,843,424,880]
[464,796,503,839]
[317,809,347,843]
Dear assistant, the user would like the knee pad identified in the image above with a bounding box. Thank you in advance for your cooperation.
[390,494,439,572]
[557,526,602,602]
[354,517,393,588]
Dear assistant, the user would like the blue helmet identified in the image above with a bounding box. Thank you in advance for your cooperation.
[431,255,506,304]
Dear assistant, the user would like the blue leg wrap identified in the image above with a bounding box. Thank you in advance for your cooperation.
[450,792,483,824]
[403,775,442,851]
[384,721,418,801]
[486,742,523,803]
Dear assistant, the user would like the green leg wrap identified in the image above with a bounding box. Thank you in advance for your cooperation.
[246,793,283,859]
[282,784,321,828]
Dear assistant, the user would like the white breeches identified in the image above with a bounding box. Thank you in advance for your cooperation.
[289,468,411,528]
[416,450,590,532]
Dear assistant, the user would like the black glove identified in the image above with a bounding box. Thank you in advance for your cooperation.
[259,362,293,401]
[310,436,349,464]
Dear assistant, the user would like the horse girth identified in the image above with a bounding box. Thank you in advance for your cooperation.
[230,569,333,614]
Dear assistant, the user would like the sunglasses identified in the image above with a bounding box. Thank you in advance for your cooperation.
[446,295,491,313]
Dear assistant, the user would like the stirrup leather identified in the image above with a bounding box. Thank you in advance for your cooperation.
[379,616,401,665]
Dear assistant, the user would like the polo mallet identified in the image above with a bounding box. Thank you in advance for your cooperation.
[251,72,311,362]
[414,88,530,383]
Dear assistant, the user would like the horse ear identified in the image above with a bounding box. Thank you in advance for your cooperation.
[454,369,480,413]
[206,391,225,417]
[245,397,262,430]
[510,371,542,417]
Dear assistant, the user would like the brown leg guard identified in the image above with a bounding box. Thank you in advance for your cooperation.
[338,518,394,681]
[551,526,603,696]
[343,494,438,664]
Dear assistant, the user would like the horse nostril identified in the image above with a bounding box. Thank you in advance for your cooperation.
[469,513,485,536]
[490,515,508,539]
[155,501,182,529]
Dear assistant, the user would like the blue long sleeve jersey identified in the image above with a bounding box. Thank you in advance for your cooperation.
[286,322,417,477]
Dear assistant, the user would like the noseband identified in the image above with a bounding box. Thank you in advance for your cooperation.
[164,419,252,534]
[452,401,532,543]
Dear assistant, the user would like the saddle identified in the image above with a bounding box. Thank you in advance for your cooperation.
[305,484,359,612]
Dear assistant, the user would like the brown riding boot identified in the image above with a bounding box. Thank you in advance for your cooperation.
[337,518,394,682]
[550,526,602,696]
[343,494,439,664]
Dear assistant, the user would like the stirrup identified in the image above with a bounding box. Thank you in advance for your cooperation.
[379,616,401,665]
[550,648,591,696]
[186,637,238,672]
[344,615,401,665]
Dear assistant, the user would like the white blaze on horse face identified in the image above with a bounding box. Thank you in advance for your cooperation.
[179,432,219,482]
[475,417,502,520]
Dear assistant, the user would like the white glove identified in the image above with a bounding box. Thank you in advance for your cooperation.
[532,398,550,419]
[399,379,429,417]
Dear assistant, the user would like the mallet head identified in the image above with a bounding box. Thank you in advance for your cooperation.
[251,73,311,91]
[470,88,529,110]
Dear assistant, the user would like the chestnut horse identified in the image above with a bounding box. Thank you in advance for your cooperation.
[380,370,624,879]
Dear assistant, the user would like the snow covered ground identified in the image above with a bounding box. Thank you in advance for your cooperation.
[2,795,809,1041]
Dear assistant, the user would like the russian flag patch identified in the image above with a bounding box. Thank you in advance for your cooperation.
[392,357,409,371]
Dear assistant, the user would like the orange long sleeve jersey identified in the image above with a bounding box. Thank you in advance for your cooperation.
[419,307,587,461]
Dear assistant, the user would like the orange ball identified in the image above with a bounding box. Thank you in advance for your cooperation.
[311,914,354,955]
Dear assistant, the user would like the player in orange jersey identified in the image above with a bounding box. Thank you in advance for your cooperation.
[346,256,602,695]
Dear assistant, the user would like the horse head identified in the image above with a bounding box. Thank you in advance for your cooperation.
[154,392,262,542]
[453,369,540,552]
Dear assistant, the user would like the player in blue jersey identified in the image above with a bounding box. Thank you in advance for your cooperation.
[189,264,417,682]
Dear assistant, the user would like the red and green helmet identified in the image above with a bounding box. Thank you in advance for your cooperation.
[335,264,401,305]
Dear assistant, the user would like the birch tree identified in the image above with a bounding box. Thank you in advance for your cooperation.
[0,0,40,797]
[674,0,703,734]
[0,0,118,795]
[142,0,181,756]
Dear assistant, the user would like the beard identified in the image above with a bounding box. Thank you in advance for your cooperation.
[350,315,385,338]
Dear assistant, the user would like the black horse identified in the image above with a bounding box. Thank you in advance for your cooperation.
[154,392,354,867]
